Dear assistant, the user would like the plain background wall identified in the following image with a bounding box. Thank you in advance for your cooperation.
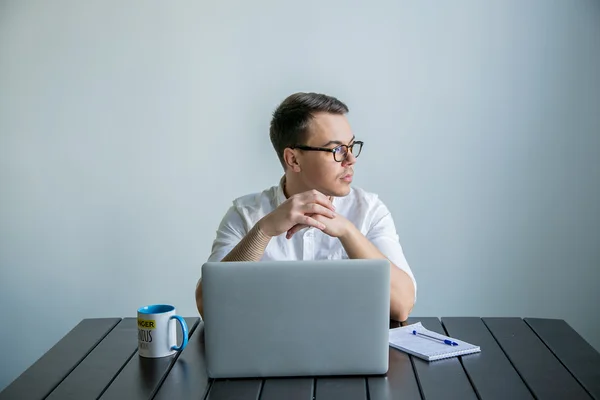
[1,0,599,390]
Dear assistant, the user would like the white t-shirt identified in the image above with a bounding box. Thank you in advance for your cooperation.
[207,178,417,301]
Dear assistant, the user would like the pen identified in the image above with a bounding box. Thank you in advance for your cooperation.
[412,330,458,346]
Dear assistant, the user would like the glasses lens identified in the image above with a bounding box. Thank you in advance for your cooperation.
[333,145,347,162]
[351,142,362,158]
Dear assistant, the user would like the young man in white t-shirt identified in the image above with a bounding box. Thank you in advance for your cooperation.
[195,92,417,321]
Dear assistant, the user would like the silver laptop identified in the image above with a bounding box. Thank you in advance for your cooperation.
[201,259,390,378]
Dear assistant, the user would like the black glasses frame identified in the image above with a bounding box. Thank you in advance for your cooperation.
[291,141,364,162]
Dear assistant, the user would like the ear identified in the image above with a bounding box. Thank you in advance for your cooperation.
[283,148,302,172]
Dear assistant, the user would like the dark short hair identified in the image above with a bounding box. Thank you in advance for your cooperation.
[269,92,349,168]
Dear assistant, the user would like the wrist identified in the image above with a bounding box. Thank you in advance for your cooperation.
[339,220,358,241]
[256,217,275,238]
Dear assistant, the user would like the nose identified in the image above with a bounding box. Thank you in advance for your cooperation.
[342,150,357,166]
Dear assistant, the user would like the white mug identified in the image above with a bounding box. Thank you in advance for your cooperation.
[137,304,188,358]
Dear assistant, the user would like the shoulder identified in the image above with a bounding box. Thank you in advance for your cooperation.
[339,186,393,231]
[215,185,278,235]
[231,184,278,215]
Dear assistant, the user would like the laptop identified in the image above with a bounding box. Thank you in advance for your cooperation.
[201,259,391,378]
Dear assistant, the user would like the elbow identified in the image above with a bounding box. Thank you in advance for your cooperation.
[392,307,411,323]
[391,297,414,323]
[389,265,416,323]
[195,279,204,318]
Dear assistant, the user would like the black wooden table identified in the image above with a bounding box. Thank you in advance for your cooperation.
[1,317,599,400]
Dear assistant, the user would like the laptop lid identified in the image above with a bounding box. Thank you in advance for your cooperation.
[201,259,391,378]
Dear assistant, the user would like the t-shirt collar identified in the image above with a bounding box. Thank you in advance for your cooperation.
[275,175,288,207]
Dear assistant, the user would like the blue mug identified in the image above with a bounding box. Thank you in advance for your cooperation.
[137,304,188,358]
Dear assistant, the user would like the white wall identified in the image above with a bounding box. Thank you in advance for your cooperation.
[1,0,599,390]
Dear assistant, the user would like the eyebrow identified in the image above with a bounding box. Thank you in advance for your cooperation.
[321,136,355,147]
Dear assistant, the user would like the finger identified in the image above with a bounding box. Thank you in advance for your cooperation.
[302,203,336,219]
[287,215,326,239]
[286,224,309,239]
[300,214,327,230]
[302,190,335,211]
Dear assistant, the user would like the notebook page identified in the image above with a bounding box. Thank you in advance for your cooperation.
[389,322,481,361]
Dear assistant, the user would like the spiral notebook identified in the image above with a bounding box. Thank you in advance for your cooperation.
[389,322,481,361]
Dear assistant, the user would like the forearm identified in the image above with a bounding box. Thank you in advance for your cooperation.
[222,223,272,262]
[196,223,271,318]
[339,225,415,322]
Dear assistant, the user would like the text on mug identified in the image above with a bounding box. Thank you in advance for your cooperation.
[137,319,156,329]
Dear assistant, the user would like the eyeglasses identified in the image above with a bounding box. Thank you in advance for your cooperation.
[291,141,363,162]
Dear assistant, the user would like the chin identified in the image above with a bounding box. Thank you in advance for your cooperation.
[331,183,352,197]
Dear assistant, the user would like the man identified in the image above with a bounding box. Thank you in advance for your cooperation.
[195,92,417,321]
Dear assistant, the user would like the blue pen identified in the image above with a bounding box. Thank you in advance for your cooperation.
[412,330,458,346]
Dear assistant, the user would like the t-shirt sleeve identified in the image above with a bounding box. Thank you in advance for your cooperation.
[207,206,247,263]
[366,200,417,303]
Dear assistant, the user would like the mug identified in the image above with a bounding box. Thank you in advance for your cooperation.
[137,304,188,358]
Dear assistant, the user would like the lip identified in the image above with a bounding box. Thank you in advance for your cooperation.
[342,174,353,182]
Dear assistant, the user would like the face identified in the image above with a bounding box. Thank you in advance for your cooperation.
[289,112,358,197]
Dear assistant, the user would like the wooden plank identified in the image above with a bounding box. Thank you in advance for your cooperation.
[99,317,200,400]
[46,318,138,400]
[205,379,263,400]
[0,318,120,400]
[260,378,313,400]
[442,317,533,400]
[153,323,212,400]
[315,377,366,400]
[312,318,398,399]
[405,317,477,400]
[368,345,422,400]
[525,318,600,399]
[483,317,591,399]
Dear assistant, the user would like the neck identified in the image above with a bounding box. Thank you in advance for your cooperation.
[282,173,304,198]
